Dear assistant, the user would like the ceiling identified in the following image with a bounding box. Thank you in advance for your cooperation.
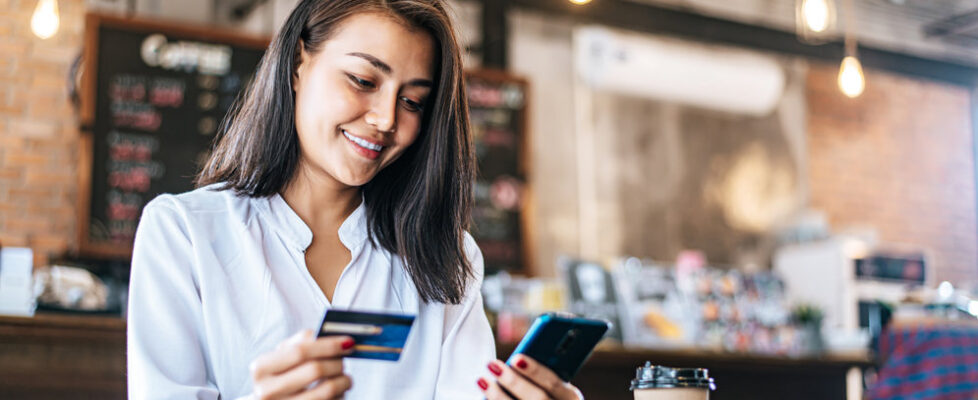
[625,0,978,67]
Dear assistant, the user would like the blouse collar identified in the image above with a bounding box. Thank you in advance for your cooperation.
[264,193,368,252]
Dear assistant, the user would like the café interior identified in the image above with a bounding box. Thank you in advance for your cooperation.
[2,0,978,399]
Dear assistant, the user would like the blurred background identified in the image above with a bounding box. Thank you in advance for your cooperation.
[3,0,978,399]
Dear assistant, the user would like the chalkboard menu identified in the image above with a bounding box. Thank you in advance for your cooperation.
[465,70,531,274]
[79,14,266,258]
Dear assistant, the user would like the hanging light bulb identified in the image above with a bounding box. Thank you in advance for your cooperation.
[802,0,831,32]
[569,0,593,4]
[838,55,865,98]
[796,0,836,43]
[30,0,60,40]
[837,0,864,98]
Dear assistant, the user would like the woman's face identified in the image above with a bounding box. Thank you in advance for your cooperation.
[293,12,436,188]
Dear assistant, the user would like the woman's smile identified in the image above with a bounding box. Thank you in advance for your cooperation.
[341,129,386,160]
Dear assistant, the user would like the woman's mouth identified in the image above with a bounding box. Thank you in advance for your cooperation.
[342,130,385,160]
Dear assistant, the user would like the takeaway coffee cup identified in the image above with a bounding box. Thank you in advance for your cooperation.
[630,362,716,400]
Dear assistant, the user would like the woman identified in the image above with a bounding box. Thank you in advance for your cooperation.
[127,1,582,399]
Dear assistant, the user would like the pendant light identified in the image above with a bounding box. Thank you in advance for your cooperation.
[837,0,865,98]
[795,0,837,43]
[30,0,60,39]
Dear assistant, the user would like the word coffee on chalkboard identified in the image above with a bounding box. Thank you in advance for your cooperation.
[465,70,530,274]
[79,14,266,257]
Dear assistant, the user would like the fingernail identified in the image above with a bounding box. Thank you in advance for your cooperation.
[477,378,489,390]
[488,362,502,376]
[516,358,528,369]
[341,338,355,350]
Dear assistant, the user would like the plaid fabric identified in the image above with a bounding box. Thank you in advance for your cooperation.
[867,324,978,400]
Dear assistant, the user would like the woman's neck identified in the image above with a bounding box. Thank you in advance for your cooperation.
[280,165,362,232]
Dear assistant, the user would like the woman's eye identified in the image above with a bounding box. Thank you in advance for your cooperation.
[401,97,424,113]
[347,74,375,89]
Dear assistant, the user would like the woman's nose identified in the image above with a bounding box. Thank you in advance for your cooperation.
[366,92,397,133]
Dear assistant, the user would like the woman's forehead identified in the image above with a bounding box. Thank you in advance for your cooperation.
[318,12,436,80]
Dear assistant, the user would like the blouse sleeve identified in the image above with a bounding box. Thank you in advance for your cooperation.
[433,233,498,400]
[127,196,220,399]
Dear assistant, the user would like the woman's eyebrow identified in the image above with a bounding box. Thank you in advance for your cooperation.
[346,52,433,88]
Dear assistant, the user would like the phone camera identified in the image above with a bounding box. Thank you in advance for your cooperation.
[555,328,580,355]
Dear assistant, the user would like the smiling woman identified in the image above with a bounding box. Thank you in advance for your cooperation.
[196,0,472,306]
[290,13,435,186]
[126,1,583,400]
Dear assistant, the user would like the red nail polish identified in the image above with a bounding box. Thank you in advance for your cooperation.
[516,359,528,369]
[477,378,489,390]
[341,338,355,350]
[488,362,502,376]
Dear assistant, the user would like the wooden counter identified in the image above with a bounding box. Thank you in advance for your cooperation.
[497,343,876,400]
[0,314,873,399]
[0,313,127,399]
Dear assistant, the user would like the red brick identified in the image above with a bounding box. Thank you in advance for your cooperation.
[0,135,27,149]
[0,41,29,58]
[24,170,74,185]
[808,63,977,284]
[9,118,59,138]
[0,233,29,247]
[8,186,58,201]
[27,98,70,119]
[5,216,51,232]
[0,202,18,213]
[4,152,48,166]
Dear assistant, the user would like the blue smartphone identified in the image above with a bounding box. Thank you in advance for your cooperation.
[505,313,610,381]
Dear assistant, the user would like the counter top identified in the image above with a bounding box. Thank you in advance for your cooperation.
[497,342,874,400]
[0,314,875,400]
[0,312,127,399]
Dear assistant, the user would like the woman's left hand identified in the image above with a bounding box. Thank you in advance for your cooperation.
[478,355,584,400]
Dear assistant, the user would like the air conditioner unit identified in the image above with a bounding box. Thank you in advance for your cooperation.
[574,26,786,116]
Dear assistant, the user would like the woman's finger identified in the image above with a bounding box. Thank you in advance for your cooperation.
[478,375,515,400]
[509,355,582,400]
[250,332,353,379]
[288,374,353,400]
[488,360,549,400]
[257,359,345,398]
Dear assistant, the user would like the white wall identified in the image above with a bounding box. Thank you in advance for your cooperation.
[509,10,582,276]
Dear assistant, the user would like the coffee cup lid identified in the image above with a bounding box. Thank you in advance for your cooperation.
[630,362,716,391]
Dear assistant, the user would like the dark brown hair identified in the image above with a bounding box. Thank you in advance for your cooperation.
[197,0,475,304]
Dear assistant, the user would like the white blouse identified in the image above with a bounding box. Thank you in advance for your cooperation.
[127,185,496,399]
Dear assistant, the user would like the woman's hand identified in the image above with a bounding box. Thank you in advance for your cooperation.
[248,329,355,400]
[478,355,584,400]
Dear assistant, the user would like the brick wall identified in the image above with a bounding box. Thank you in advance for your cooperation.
[0,0,85,265]
[807,61,978,285]
[2,1,977,287]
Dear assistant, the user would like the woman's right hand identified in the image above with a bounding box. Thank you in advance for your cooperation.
[249,329,355,400]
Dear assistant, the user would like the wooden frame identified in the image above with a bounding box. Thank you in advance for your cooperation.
[77,13,268,260]
[464,68,536,276]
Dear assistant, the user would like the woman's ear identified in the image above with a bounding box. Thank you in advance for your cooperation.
[293,39,307,92]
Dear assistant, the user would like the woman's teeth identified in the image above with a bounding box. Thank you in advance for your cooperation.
[342,130,384,152]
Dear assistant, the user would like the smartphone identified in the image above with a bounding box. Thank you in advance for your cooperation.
[505,313,610,381]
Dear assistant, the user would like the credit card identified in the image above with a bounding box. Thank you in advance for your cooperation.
[316,309,415,361]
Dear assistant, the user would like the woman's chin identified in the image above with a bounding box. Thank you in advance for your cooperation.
[337,171,378,187]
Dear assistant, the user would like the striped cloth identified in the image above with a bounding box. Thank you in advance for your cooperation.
[866,322,978,400]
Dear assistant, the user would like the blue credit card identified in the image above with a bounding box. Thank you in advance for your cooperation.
[316,309,415,361]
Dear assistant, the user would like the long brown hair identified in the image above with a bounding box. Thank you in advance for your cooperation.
[197,0,475,304]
